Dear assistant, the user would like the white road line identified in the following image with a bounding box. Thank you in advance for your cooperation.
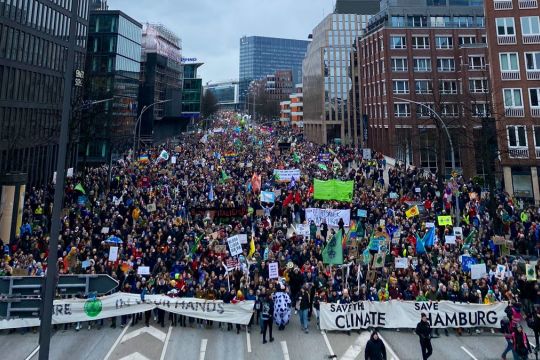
[281,341,290,360]
[103,320,131,360]
[159,325,173,360]
[377,332,400,360]
[199,338,208,360]
[246,327,252,353]
[460,346,479,360]
[24,345,39,360]
[121,325,167,343]
[341,331,371,360]
[321,330,337,358]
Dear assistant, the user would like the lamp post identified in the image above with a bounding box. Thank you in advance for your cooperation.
[393,96,460,224]
[133,99,172,156]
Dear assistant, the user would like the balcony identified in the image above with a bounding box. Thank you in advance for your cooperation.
[519,0,538,8]
[523,34,540,44]
[531,107,540,117]
[527,70,540,80]
[495,0,513,9]
[505,107,525,117]
[509,147,529,159]
[497,35,517,45]
[501,70,520,80]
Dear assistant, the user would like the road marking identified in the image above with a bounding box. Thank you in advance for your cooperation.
[460,346,479,360]
[199,339,208,360]
[159,325,173,360]
[246,327,252,353]
[377,332,400,360]
[321,331,337,358]
[118,352,151,360]
[121,325,167,343]
[340,331,370,360]
[281,341,290,360]
[24,345,39,360]
[103,320,131,360]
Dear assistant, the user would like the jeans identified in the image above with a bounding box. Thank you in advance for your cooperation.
[420,338,433,360]
[502,339,513,359]
[299,309,308,330]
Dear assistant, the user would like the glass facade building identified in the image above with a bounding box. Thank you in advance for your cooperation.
[181,62,203,119]
[205,81,240,110]
[303,13,372,145]
[239,36,309,108]
[0,0,90,185]
[82,10,141,163]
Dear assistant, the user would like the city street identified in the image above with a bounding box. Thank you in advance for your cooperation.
[0,315,524,360]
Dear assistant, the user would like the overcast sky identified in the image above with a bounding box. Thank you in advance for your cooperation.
[109,0,334,83]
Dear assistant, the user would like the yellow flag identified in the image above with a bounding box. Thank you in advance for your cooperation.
[405,205,419,218]
[248,231,256,258]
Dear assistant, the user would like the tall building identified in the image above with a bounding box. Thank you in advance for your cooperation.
[204,80,240,110]
[239,36,310,107]
[334,0,381,14]
[83,9,142,163]
[139,23,183,143]
[290,83,304,127]
[0,0,90,184]
[484,0,540,203]
[355,0,487,178]
[302,12,373,145]
[265,70,294,102]
[181,62,203,120]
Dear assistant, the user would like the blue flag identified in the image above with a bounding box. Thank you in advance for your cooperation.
[416,234,426,254]
[461,255,477,272]
[424,227,436,247]
[208,184,214,201]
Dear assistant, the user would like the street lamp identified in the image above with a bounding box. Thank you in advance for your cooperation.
[133,99,172,156]
[393,96,460,224]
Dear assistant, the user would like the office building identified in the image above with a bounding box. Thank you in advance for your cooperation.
[265,70,294,102]
[334,0,381,14]
[204,80,240,110]
[83,9,141,163]
[355,0,487,178]
[0,0,90,184]
[181,62,203,120]
[239,36,310,107]
[302,12,373,145]
[139,23,183,143]
[484,0,540,203]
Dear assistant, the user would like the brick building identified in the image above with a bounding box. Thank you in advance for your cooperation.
[265,70,294,102]
[484,0,540,203]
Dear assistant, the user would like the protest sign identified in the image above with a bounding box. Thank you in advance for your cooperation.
[268,262,279,279]
[273,169,301,182]
[471,263,487,280]
[415,188,421,193]
[313,179,354,202]
[495,264,506,280]
[81,260,91,269]
[137,266,150,275]
[146,203,157,212]
[453,227,463,239]
[305,208,351,227]
[260,191,275,203]
[67,168,74,178]
[492,236,506,245]
[320,301,506,330]
[108,247,118,262]
[395,257,408,269]
[237,234,248,245]
[527,264,537,281]
[389,192,399,199]
[227,235,243,256]
[445,235,456,245]
[425,222,435,228]
[295,224,310,237]
[438,216,453,226]
[171,156,177,164]
[357,209,367,218]
[362,148,371,160]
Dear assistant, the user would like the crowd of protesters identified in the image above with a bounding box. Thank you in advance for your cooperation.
[1,112,540,356]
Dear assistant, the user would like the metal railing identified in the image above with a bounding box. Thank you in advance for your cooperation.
[495,0,513,9]
[523,34,540,44]
[497,35,517,45]
[501,70,521,80]
[505,107,525,117]
[519,0,538,8]
[527,70,540,80]
[509,147,529,158]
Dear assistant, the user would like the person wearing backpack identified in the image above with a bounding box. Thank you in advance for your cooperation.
[261,294,275,344]
[501,317,513,360]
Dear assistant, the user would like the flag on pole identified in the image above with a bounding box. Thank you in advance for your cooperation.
[156,150,169,162]
[423,226,436,247]
[220,170,231,183]
[405,205,419,218]
[322,229,343,265]
[292,152,300,163]
[416,233,426,254]
[248,228,256,258]
[462,229,477,250]
[74,183,86,194]
[526,264,537,281]
[190,233,204,254]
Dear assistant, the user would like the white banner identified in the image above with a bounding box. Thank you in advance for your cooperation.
[305,208,351,227]
[0,293,255,330]
[273,169,301,182]
[227,235,243,256]
[295,224,310,237]
[320,300,507,330]
[268,262,279,279]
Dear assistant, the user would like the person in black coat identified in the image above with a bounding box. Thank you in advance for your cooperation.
[365,331,387,360]
[415,313,433,360]
[261,294,275,344]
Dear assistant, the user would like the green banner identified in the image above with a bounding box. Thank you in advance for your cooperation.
[322,230,343,265]
[313,179,354,202]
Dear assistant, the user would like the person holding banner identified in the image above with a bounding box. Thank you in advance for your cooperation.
[415,313,433,360]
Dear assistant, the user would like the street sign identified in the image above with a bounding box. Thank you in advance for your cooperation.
[0,275,119,297]
[0,298,41,318]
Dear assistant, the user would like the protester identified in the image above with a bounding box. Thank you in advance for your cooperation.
[512,324,532,359]
[416,313,433,360]
[261,293,274,344]
[364,330,387,360]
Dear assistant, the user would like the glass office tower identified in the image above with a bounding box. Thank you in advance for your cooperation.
[239,36,310,109]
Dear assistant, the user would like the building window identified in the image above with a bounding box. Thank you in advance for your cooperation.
[468,55,486,70]
[459,36,476,45]
[507,126,527,147]
[469,79,489,93]
[413,57,432,72]
[441,103,460,117]
[521,16,540,35]
[390,35,406,49]
[437,58,455,72]
[455,16,474,28]
[503,88,524,107]
[534,126,540,149]
[416,103,434,118]
[412,36,430,49]
[392,80,409,94]
[430,16,451,27]
[391,16,405,27]
[391,57,408,71]
[500,53,520,71]
[529,88,540,107]
[439,80,459,94]
[472,103,489,117]
[496,18,516,36]
[410,16,428,27]
[415,80,433,94]
[435,36,453,49]
[525,52,540,70]
[394,103,411,117]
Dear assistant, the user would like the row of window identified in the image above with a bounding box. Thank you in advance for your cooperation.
[0,23,69,72]
[0,106,61,142]
[389,35,485,50]
[499,52,540,72]
[496,16,540,36]
[391,79,489,94]
[507,125,540,150]
[390,15,484,29]
[388,56,485,72]
[503,88,540,108]
[392,103,479,117]
[0,65,63,104]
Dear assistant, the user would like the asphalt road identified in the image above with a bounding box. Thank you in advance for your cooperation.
[0,313,528,360]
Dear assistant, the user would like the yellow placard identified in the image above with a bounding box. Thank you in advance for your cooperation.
[438,215,453,226]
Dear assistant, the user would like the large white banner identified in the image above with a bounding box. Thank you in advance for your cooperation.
[273,169,301,182]
[0,293,255,330]
[305,208,351,227]
[320,300,507,330]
